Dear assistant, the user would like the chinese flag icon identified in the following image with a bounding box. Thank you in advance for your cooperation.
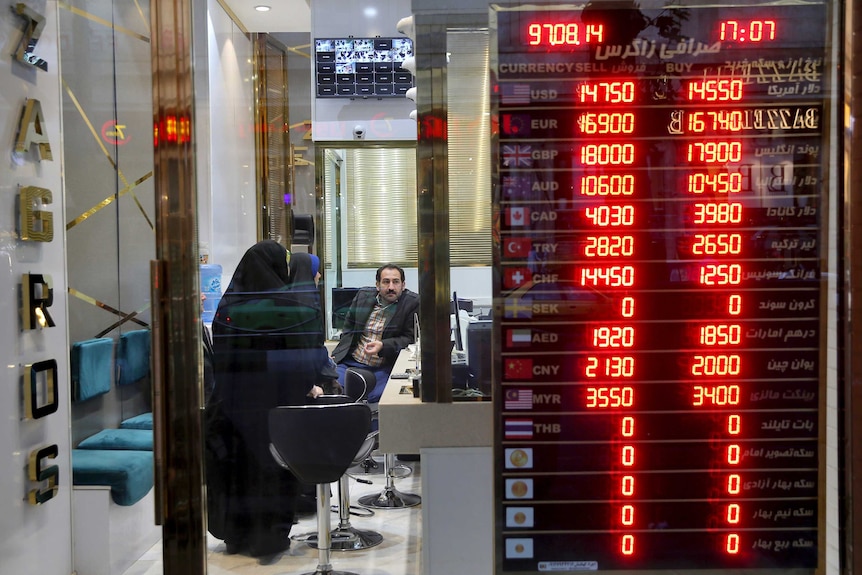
[505,358,533,380]
[505,207,530,227]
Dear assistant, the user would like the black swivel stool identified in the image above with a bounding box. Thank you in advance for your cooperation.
[345,368,422,510]
[302,395,383,551]
[269,401,372,575]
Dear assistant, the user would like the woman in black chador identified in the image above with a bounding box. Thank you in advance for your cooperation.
[204,240,328,562]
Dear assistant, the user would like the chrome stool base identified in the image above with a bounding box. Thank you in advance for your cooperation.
[358,486,421,509]
[300,570,360,575]
[307,527,384,551]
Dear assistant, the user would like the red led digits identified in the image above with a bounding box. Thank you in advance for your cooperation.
[581,143,636,165]
[586,386,634,407]
[699,263,743,285]
[692,384,741,406]
[580,265,635,287]
[687,111,746,133]
[584,205,635,226]
[593,326,635,347]
[578,81,635,104]
[691,233,743,256]
[586,356,635,378]
[687,79,744,101]
[578,112,635,134]
[691,355,741,376]
[527,22,604,46]
[719,19,776,42]
[687,141,742,163]
[699,324,742,345]
[580,174,635,196]
[693,202,743,224]
[584,235,635,257]
[688,172,743,194]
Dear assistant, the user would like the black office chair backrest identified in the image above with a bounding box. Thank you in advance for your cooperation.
[344,367,377,402]
[268,402,372,485]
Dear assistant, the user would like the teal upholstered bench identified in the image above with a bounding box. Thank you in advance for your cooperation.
[71,449,153,506]
[72,449,159,575]
[78,428,153,451]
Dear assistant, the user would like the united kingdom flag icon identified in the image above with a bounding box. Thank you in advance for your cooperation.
[502,144,533,167]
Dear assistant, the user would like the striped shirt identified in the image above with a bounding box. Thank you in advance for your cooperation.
[351,299,394,367]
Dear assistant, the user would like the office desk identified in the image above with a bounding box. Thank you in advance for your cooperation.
[378,350,493,453]
[378,349,494,575]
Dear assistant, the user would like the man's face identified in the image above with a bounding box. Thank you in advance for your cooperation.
[377,268,404,304]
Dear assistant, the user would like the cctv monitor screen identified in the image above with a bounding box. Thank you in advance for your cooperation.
[315,37,414,98]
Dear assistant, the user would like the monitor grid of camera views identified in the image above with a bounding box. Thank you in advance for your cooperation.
[315,37,414,98]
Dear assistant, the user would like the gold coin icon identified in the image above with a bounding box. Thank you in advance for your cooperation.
[515,543,525,553]
[509,449,528,467]
[513,511,527,524]
[510,480,528,497]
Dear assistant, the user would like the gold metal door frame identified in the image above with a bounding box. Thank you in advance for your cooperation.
[150,0,206,573]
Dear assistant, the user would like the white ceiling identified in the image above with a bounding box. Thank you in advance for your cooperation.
[222,0,311,33]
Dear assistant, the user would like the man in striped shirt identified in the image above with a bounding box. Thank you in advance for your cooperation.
[332,264,420,403]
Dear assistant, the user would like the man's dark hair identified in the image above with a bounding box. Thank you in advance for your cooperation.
[376,263,405,282]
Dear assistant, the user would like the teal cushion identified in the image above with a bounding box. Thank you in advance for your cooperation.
[70,338,114,401]
[120,412,153,430]
[117,329,151,386]
[72,449,153,506]
[78,428,153,451]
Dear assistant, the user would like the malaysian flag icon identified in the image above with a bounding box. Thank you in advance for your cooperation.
[502,144,533,167]
[505,388,533,410]
[505,418,533,439]
[501,83,531,104]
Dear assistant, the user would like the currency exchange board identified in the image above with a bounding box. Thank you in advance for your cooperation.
[492,1,829,572]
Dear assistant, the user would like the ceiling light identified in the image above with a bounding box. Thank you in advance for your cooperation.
[254,5,271,12]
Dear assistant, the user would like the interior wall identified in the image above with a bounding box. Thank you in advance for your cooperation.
[0,2,73,573]
[60,0,155,443]
[197,0,258,289]
[310,0,417,141]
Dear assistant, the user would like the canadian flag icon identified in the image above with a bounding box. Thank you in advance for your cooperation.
[505,207,530,227]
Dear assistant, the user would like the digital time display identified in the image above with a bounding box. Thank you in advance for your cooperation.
[494,1,827,572]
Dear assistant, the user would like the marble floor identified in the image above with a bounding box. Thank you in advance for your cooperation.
[123,455,422,575]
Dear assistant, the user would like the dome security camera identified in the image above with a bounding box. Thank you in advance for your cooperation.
[353,125,366,140]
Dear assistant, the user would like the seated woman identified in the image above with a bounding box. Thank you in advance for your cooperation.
[204,241,328,563]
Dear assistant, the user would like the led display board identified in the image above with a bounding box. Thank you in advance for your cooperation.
[314,37,414,98]
[493,1,828,572]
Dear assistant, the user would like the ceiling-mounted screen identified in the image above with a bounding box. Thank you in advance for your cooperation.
[315,37,414,98]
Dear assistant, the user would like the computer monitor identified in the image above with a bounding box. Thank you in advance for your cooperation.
[466,320,492,396]
[331,287,362,331]
[452,291,464,352]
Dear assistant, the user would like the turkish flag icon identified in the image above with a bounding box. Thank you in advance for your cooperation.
[505,207,530,227]
[504,267,532,289]
[504,237,532,258]
[504,358,533,380]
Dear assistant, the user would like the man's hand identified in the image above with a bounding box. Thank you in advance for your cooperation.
[307,385,324,398]
[364,340,383,356]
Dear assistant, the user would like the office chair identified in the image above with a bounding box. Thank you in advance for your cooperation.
[345,368,422,510]
[269,401,371,575]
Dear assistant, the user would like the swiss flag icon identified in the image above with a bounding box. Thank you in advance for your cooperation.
[504,267,532,288]
[505,207,530,227]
